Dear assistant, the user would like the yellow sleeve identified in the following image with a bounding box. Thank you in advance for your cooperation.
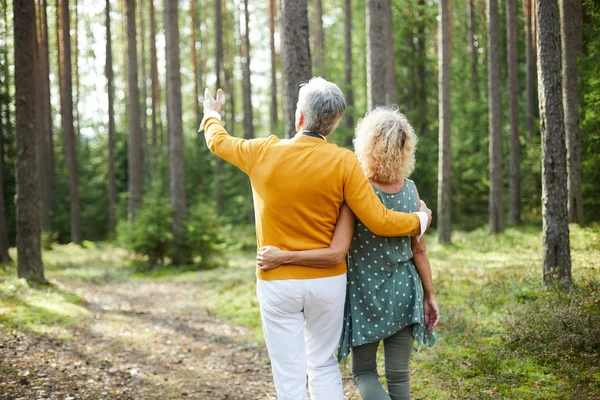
[204,117,270,174]
[343,156,421,237]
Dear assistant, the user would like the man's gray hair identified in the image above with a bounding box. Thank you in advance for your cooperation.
[297,77,346,136]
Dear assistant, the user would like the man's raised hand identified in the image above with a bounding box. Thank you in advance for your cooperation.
[203,88,225,114]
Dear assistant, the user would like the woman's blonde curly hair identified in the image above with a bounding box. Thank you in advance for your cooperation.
[353,105,417,184]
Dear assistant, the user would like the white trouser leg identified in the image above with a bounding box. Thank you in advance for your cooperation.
[304,274,346,400]
[257,279,308,400]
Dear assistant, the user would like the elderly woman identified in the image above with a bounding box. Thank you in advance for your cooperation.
[257,106,439,400]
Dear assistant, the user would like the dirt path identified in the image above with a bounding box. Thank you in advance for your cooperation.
[1,279,358,400]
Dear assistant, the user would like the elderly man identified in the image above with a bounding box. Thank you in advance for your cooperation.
[201,78,431,400]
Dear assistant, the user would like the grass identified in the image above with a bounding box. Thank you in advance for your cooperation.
[0,223,598,399]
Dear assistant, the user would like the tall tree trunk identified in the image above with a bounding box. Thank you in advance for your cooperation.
[240,0,254,222]
[437,0,451,244]
[366,0,396,109]
[0,0,11,262]
[416,0,427,136]
[14,0,47,283]
[524,0,536,135]
[268,0,278,131]
[560,0,583,224]
[468,0,479,99]
[312,0,324,77]
[281,0,311,137]
[126,0,143,221]
[149,0,160,149]
[189,0,200,126]
[343,0,353,146]
[106,0,117,235]
[487,0,504,234]
[59,0,83,243]
[164,0,187,264]
[507,0,521,225]
[73,0,79,137]
[139,0,150,182]
[214,0,224,215]
[536,0,571,284]
[39,0,54,230]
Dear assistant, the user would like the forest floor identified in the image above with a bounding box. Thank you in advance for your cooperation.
[1,224,599,399]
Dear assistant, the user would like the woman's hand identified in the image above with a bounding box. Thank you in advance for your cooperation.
[423,295,440,332]
[256,246,287,271]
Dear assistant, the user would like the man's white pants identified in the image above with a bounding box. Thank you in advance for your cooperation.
[257,274,346,400]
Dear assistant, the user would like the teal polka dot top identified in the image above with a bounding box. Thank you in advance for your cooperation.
[338,179,437,364]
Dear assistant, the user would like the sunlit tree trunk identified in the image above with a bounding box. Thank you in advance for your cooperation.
[437,0,451,244]
[139,0,150,182]
[487,0,504,234]
[366,0,396,109]
[417,0,427,136]
[312,0,324,77]
[214,0,224,215]
[190,0,200,126]
[126,0,143,221]
[536,0,571,284]
[343,0,353,146]
[268,0,278,131]
[106,0,117,235]
[165,0,187,264]
[149,0,160,149]
[560,0,583,224]
[281,0,311,137]
[73,0,80,137]
[14,0,47,283]
[59,0,83,243]
[507,0,521,225]
[524,0,537,135]
[240,0,254,222]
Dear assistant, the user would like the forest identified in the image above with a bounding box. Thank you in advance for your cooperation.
[0,0,599,398]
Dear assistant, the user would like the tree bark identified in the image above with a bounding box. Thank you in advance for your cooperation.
[437,0,451,244]
[487,0,504,234]
[14,0,47,283]
[524,0,537,135]
[281,0,311,137]
[536,0,571,284]
[268,0,278,131]
[366,0,396,110]
[126,0,143,222]
[58,0,83,243]
[190,0,200,126]
[73,0,79,137]
[343,0,353,146]
[106,0,117,235]
[507,0,521,225]
[149,0,160,149]
[214,0,224,215]
[0,1,11,262]
[139,0,150,182]
[164,0,187,264]
[0,128,10,262]
[240,0,254,222]
[560,0,583,224]
[312,0,324,77]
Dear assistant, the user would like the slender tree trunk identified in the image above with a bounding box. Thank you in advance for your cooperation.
[190,0,200,126]
[0,2,10,262]
[366,0,396,109]
[14,0,47,283]
[268,0,278,131]
[73,0,79,137]
[59,0,83,243]
[416,0,427,136]
[106,0,117,235]
[343,0,354,146]
[281,0,311,137]
[149,0,160,149]
[126,0,143,221]
[524,0,536,135]
[468,0,479,99]
[312,0,324,77]
[487,0,504,233]
[40,0,54,226]
[437,0,451,244]
[164,0,187,264]
[240,0,254,222]
[139,0,150,183]
[560,0,583,224]
[214,0,224,215]
[536,0,571,284]
[507,0,521,225]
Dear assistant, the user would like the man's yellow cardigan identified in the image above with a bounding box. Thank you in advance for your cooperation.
[204,117,422,281]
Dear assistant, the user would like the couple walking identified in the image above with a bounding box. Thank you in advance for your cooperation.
[200,77,439,400]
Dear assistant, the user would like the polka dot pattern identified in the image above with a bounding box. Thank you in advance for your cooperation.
[338,179,437,363]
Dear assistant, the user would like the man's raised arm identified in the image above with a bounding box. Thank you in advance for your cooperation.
[343,155,431,239]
